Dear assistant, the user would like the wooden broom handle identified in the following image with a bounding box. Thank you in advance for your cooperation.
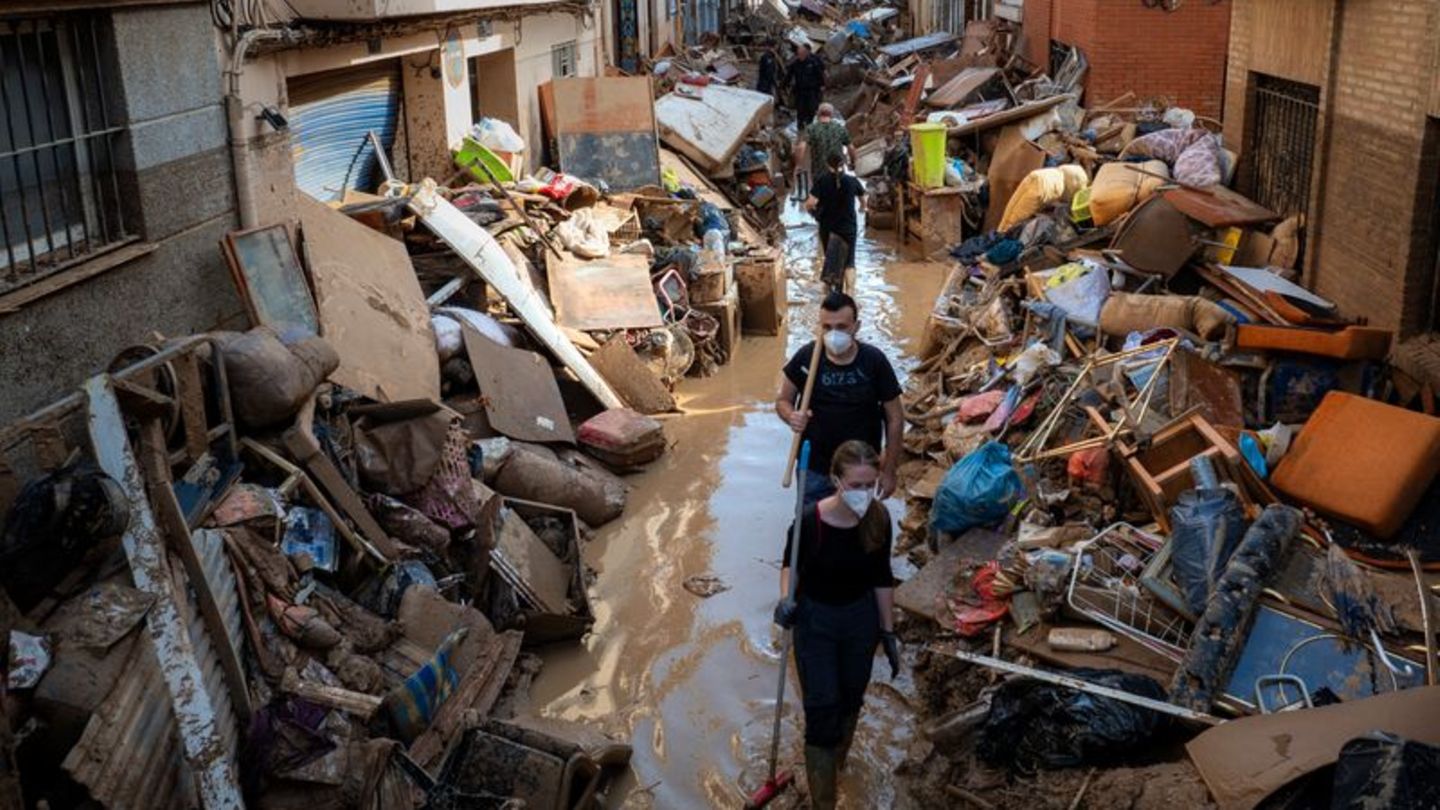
[781,327,824,488]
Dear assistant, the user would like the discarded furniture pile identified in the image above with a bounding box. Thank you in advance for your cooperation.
[882,40,1440,805]
[0,93,798,804]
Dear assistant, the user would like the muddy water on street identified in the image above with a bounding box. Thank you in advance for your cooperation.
[528,203,946,808]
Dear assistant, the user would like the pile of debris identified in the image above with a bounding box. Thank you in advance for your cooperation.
[872,26,1440,807]
[0,75,793,805]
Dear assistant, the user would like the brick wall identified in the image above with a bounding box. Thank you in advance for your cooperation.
[1308,0,1438,334]
[1021,0,1052,70]
[1024,0,1230,119]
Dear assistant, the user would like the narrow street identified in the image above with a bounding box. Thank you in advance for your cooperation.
[530,204,945,808]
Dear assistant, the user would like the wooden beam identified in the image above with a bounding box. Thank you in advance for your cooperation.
[136,417,254,723]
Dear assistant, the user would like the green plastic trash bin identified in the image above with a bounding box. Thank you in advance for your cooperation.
[909,123,948,189]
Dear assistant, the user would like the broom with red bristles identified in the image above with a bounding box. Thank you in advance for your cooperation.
[746,441,812,809]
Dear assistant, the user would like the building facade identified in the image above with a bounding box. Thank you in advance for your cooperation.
[0,0,605,425]
[0,2,246,426]
[1224,0,1440,384]
[1023,0,1231,120]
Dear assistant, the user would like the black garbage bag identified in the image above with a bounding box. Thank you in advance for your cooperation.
[977,668,1170,771]
[1,460,130,610]
[1169,486,1248,615]
[1331,733,1440,809]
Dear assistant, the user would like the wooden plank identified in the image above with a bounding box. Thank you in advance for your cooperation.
[405,184,623,410]
[281,427,402,560]
[945,94,1073,136]
[134,418,253,724]
[588,336,676,414]
[172,352,210,463]
[407,629,524,768]
[297,194,440,404]
[546,251,664,331]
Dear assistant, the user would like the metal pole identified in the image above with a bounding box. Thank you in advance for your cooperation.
[931,646,1223,725]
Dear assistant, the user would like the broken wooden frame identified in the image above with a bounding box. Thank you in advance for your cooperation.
[1,338,254,788]
[1013,338,1179,464]
[238,437,388,564]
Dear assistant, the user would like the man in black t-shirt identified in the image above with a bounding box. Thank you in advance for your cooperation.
[776,291,903,504]
[806,152,866,288]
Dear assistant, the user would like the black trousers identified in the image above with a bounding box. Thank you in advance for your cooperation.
[795,90,821,131]
[793,593,879,747]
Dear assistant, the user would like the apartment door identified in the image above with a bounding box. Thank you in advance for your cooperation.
[1242,73,1320,221]
[614,0,641,73]
[470,49,520,130]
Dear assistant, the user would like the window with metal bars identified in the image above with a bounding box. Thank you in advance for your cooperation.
[1241,73,1320,222]
[551,40,578,78]
[0,15,129,292]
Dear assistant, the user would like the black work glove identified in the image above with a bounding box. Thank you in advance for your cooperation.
[881,631,901,679]
[773,597,799,629]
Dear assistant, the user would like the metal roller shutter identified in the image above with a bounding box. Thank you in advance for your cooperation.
[287,62,402,202]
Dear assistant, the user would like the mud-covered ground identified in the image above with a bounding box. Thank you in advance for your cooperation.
[523,200,1212,808]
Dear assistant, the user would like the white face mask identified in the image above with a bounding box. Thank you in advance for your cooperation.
[839,487,874,515]
[823,329,855,355]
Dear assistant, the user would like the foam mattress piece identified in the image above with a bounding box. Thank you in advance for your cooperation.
[1271,391,1440,539]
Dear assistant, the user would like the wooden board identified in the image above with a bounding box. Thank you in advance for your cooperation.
[406,184,622,410]
[461,327,575,444]
[945,94,1073,136]
[981,125,1043,233]
[654,85,774,174]
[546,251,663,331]
[660,147,734,210]
[924,67,999,109]
[297,195,440,403]
[552,76,661,191]
[587,337,676,414]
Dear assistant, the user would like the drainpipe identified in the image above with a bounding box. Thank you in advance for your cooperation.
[225,28,298,230]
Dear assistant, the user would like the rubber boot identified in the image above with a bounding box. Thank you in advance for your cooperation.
[835,712,860,771]
[804,744,838,810]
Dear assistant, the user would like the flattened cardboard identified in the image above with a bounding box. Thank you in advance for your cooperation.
[1186,686,1440,810]
[982,126,1044,233]
[461,326,575,445]
[298,195,440,403]
[587,337,676,415]
[546,251,664,332]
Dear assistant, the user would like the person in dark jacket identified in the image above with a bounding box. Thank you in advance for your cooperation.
[756,41,781,98]
[773,440,900,810]
[787,42,826,132]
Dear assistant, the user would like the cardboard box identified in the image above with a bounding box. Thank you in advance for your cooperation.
[697,289,741,363]
[735,250,786,335]
[689,262,730,304]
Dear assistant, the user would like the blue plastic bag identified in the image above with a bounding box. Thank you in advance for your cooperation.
[931,441,1023,534]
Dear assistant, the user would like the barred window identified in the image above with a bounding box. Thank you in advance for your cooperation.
[0,15,130,293]
[551,40,577,78]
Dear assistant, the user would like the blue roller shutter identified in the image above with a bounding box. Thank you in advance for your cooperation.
[287,62,401,202]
